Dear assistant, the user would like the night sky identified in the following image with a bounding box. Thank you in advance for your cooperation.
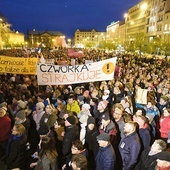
[1,0,141,38]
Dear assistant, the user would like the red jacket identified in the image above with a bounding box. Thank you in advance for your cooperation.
[159,116,170,138]
[0,116,11,141]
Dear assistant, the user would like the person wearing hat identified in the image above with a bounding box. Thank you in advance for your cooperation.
[15,110,30,135]
[94,100,108,121]
[62,115,79,161]
[95,133,116,170]
[37,94,49,108]
[33,102,45,131]
[102,89,111,102]
[85,116,99,169]
[78,103,91,119]
[156,95,169,115]
[99,112,118,148]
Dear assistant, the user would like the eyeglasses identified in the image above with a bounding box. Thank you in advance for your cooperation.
[71,146,78,150]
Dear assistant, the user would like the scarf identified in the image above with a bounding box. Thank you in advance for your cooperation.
[6,134,25,156]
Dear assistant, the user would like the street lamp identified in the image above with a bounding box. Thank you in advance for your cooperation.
[141,3,147,10]
[67,38,71,47]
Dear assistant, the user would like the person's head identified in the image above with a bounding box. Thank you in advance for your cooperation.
[83,90,89,98]
[87,116,95,131]
[135,108,146,116]
[36,102,45,111]
[39,136,57,159]
[12,124,26,136]
[71,154,88,170]
[101,113,110,127]
[17,100,27,110]
[97,100,108,112]
[45,104,56,115]
[150,139,167,153]
[0,107,7,117]
[81,104,90,113]
[71,140,84,154]
[15,110,26,124]
[68,95,76,105]
[65,115,76,127]
[37,94,46,102]
[163,108,170,117]
[112,103,124,121]
[160,95,168,105]
[97,133,110,147]
[135,115,148,128]
[54,118,65,129]
[124,121,137,135]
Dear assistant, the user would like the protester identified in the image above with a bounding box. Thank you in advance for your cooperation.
[119,121,141,170]
[95,133,116,170]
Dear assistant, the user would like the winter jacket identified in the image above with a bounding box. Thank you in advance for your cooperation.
[135,148,162,170]
[66,101,80,114]
[159,115,170,139]
[96,144,116,170]
[138,128,151,150]
[99,120,117,146]
[5,134,27,170]
[0,116,11,142]
[62,125,79,157]
[119,131,141,170]
[36,154,57,170]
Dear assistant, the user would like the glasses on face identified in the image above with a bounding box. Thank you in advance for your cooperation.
[71,146,78,150]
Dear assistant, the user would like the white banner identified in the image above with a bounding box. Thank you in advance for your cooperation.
[136,88,148,105]
[37,57,117,85]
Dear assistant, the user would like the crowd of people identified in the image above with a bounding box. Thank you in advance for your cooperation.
[0,48,170,170]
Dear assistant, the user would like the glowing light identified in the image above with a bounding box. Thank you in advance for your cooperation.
[141,3,147,10]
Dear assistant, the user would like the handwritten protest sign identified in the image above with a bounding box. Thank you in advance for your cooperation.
[0,56,38,74]
[37,57,117,85]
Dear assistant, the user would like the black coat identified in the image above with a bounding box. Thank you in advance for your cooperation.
[135,148,161,170]
[62,125,79,157]
[6,135,27,170]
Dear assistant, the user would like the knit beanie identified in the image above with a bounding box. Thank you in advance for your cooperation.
[18,101,26,109]
[104,90,110,94]
[16,110,26,120]
[99,100,108,110]
[87,116,95,125]
[82,103,90,110]
[66,116,76,125]
[160,95,168,102]
[36,102,45,109]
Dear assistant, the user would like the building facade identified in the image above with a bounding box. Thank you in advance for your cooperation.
[74,29,106,47]
[27,30,66,48]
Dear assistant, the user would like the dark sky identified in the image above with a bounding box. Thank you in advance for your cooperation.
[1,0,141,38]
